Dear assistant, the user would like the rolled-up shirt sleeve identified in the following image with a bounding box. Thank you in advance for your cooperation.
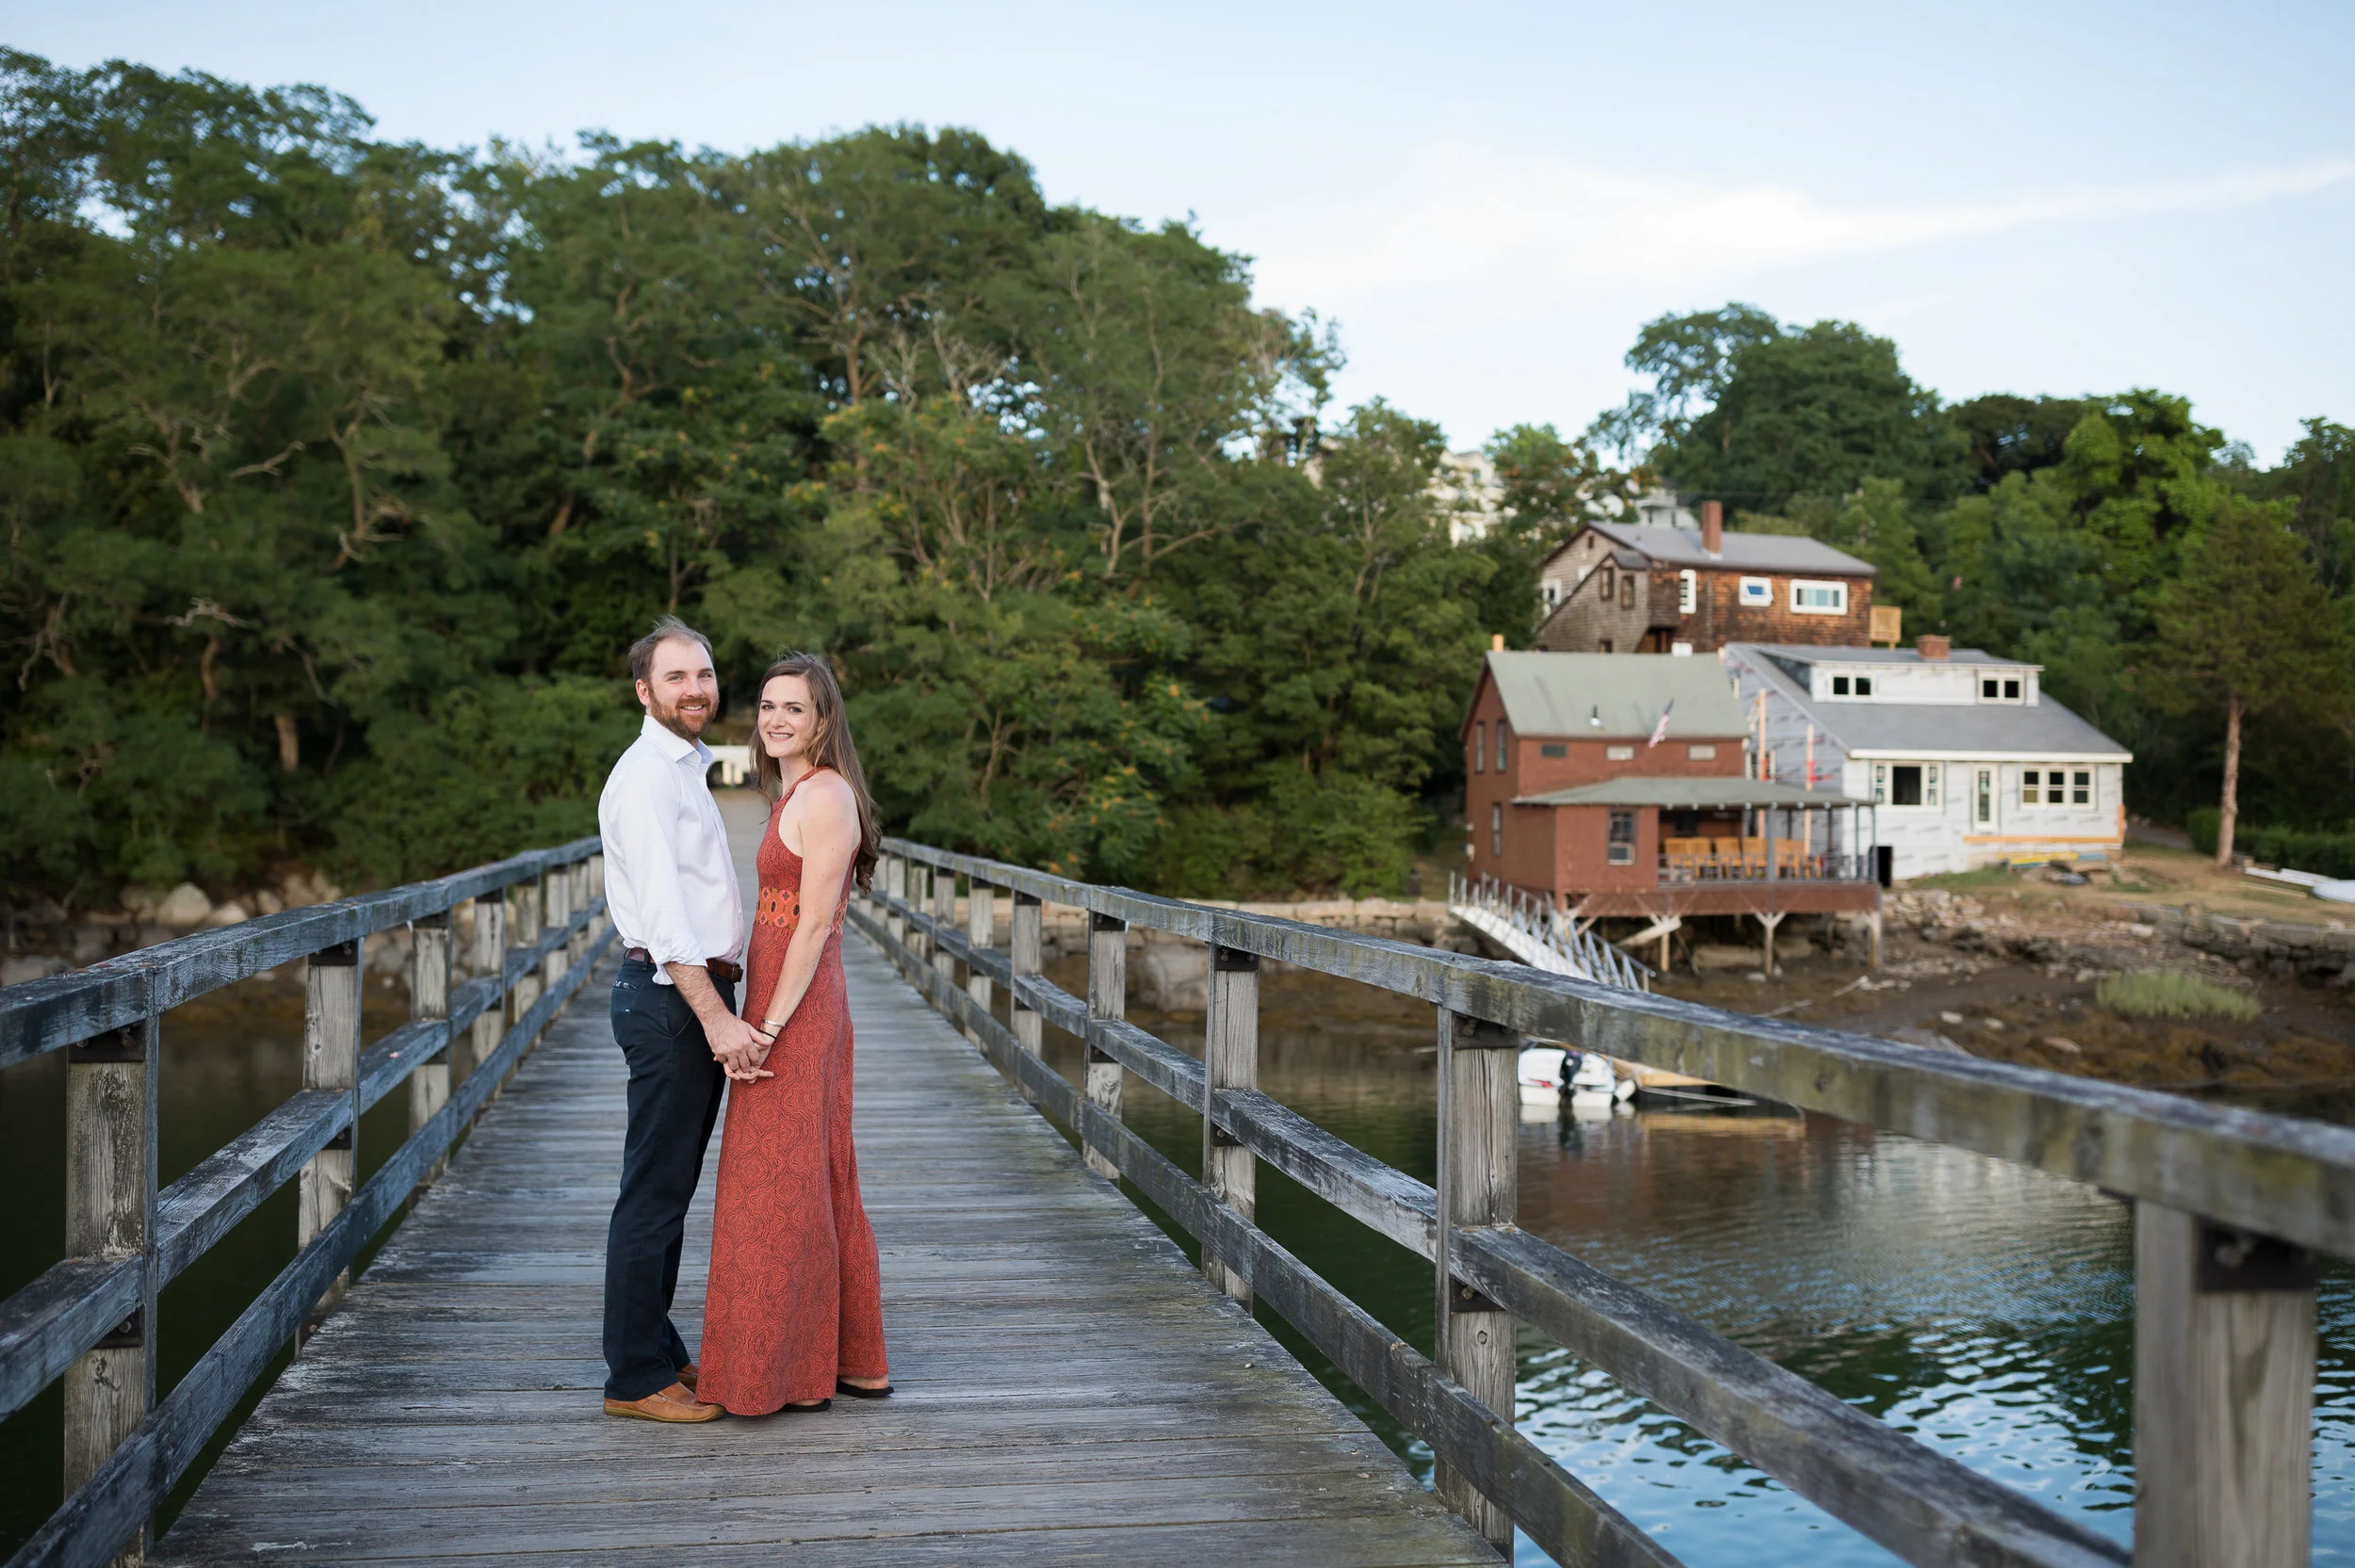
[599,758,706,974]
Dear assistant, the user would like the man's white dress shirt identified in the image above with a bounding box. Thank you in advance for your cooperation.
[598,716,744,987]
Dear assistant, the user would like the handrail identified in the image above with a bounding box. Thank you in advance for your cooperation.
[0,837,609,1568]
[868,836,2339,1567]
[1449,872,1652,989]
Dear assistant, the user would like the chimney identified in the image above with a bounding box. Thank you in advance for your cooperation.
[1916,634,1950,661]
[1701,499,1723,556]
[1490,633,1505,651]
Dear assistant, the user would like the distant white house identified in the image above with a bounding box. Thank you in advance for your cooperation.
[1431,448,1503,542]
[1723,639,2131,880]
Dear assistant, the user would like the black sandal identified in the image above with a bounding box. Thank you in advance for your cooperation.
[835,1379,893,1399]
[780,1398,832,1414]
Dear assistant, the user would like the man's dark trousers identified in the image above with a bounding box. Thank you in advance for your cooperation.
[603,956,730,1400]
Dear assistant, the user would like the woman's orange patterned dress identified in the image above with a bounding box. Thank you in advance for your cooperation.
[699,768,887,1414]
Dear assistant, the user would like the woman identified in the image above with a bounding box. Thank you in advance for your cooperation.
[697,653,890,1414]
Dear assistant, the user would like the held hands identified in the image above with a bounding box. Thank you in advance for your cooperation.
[706,1013,775,1083]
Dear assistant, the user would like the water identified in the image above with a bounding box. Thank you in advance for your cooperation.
[1036,958,2355,1566]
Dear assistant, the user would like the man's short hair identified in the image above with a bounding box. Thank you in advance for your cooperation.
[627,616,715,687]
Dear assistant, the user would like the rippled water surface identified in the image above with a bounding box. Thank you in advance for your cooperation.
[1041,959,2355,1566]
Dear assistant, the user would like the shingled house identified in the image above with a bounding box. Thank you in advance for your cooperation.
[1534,500,1877,655]
[1461,652,1880,955]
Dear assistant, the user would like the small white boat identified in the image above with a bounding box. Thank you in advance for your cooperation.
[1567,1051,1633,1103]
[1519,1045,1633,1108]
[1517,1045,1567,1106]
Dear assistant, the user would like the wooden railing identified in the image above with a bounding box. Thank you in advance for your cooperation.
[863,835,2346,1568]
[0,838,613,1568]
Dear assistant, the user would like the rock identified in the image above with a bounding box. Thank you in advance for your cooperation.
[1940,1010,1966,1025]
[121,887,157,918]
[1131,944,1209,1011]
[253,890,284,915]
[1745,972,1767,983]
[205,899,252,928]
[1692,944,1760,972]
[2042,1037,2083,1054]
[155,882,214,927]
[2,954,69,987]
[365,929,414,978]
[1981,1017,2005,1030]
[71,925,113,963]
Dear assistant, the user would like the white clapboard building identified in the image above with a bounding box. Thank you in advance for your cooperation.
[1722,639,2131,880]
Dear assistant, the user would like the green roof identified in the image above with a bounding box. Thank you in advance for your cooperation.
[1513,777,1867,809]
[1475,651,1747,740]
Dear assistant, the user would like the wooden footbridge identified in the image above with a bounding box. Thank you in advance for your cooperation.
[3,829,2351,1567]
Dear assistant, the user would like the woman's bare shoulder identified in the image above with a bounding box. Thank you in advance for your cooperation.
[783,768,859,827]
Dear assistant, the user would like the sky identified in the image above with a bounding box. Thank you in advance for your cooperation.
[14,0,2352,462]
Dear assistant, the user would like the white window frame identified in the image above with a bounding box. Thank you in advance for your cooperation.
[1490,803,1503,857]
[1605,810,1635,865]
[1790,579,1848,615]
[1737,575,1772,606]
[1678,569,1697,614]
[1872,760,1941,809]
[2021,764,2093,809]
[1687,744,1716,760]
[1855,675,1873,697]
[1472,721,1485,773]
[1830,674,1850,696]
[1973,767,1995,829]
[1604,744,1634,762]
[1977,673,2025,703]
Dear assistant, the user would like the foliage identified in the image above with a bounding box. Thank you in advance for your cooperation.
[2185,808,2355,880]
[2096,970,2260,1024]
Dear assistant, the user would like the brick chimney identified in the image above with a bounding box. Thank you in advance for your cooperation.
[1701,499,1723,556]
[1916,634,1950,660]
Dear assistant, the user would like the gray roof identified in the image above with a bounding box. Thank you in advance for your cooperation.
[1558,521,1876,576]
[1730,646,2131,760]
[1515,777,1866,809]
[1474,651,1746,739]
[1744,642,2021,669]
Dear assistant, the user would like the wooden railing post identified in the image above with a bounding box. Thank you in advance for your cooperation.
[508,877,543,1030]
[910,864,934,963]
[1084,913,1127,1181]
[63,996,156,1566]
[463,890,505,1092]
[408,910,452,1188]
[932,866,957,994]
[1202,946,1259,1306]
[2133,1204,2316,1566]
[965,878,995,1048]
[1010,892,1044,1101]
[300,940,361,1334]
[566,858,592,972]
[1435,1008,1518,1549]
[884,856,906,948]
[543,862,573,999]
[588,851,606,936]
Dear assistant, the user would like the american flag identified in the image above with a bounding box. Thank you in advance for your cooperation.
[1647,699,1675,749]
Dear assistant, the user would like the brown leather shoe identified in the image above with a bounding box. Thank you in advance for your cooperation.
[675,1363,698,1394]
[603,1382,723,1423]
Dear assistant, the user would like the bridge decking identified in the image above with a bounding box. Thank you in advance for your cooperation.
[153,936,1497,1566]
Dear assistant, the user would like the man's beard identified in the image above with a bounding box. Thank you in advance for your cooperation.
[650,690,712,742]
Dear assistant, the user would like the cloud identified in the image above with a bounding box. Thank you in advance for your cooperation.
[1255,137,2355,302]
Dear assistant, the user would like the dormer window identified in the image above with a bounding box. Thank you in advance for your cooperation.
[1828,674,1875,698]
[1979,675,2023,703]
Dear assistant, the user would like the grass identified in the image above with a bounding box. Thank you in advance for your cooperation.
[2097,969,2262,1023]
[1904,866,2024,894]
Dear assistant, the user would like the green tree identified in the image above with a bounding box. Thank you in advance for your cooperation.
[1586,302,1779,461]
[1466,423,1639,645]
[2149,496,2350,864]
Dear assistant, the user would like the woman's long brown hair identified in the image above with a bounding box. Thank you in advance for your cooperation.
[753,653,881,890]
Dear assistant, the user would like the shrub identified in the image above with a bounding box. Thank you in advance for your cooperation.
[2097,970,2260,1023]
[2184,809,2355,878]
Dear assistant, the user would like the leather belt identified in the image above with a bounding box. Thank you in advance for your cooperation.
[624,948,741,984]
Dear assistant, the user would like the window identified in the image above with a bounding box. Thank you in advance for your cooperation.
[2022,767,2093,807]
[1605,744,1634,761]
[1606,810,1635,865]
[1598,639,1613,654]
[1540,742,1567,758]
[1495,722,1508,772]
[1855,676,1873,696]
[1543,583,1559,610]
[1620,574,1634,608]
[1790,579,1848,615]
[1490,803,1503,857]
[1973,768,1994,828]
[1979,675,2024,703]
[1739,576,1771,606]
[1472,721,1485,773]
[1831,675,1850,696]
[1688,744,1716,760]
[1874,762,1941,807]
[1599,565,1615,602]
[1678,569,1697,614]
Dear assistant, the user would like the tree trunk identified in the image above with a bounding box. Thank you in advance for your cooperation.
[2215,690,2243,867]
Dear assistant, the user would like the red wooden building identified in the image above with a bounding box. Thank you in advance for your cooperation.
[1462,652,1881,940]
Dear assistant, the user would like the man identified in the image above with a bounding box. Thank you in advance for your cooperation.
[596,617,762,1422]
